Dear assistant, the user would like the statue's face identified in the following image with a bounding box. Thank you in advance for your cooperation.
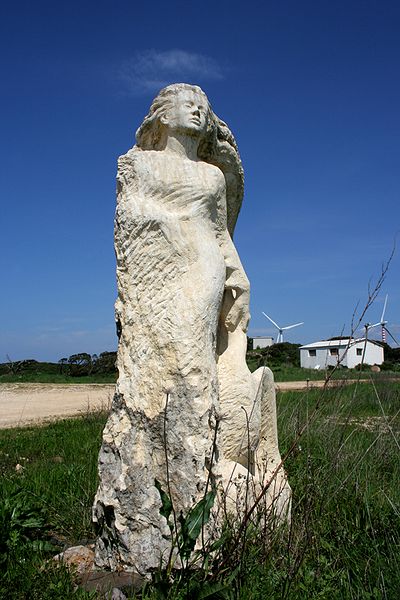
[162,89,208,137]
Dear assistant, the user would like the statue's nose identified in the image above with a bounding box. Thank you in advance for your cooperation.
[193,107,201,116]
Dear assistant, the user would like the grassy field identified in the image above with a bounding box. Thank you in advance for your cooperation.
[1,362,399,385]
[0,379,399,598]
[271,380,400,598]
[1,342,399,385]
[246,361,400,383]
[0,412,104,598]
[0,372,117,384]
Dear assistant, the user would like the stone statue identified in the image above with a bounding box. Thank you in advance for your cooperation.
[93,83,290,574]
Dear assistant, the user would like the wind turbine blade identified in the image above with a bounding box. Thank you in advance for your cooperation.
[262,312,280,329]
[384,326,399,347]
[380,294,388,323]
[282,322,304,330]
[369,322,381,329]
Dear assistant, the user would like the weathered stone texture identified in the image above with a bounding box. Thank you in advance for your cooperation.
[93,84,290,574]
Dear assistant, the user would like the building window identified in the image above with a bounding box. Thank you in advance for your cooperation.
[330,348,338,356]
[308,349,316,357]
[356,348,362,356]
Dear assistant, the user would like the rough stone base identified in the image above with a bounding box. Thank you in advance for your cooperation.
[53,545,146,596]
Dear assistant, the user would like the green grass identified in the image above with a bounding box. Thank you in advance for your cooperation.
[3,364,399,384]
[272,381,400,599]
[1,353,399,385]
[0,380,399,598]
[247,361,400,382]
[0,372,117,384]
[0,412,107,598]
[0,414,106,539]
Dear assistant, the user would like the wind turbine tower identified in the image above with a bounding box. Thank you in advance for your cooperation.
[365,294,388,342]
[380,294,388,343]
[262,312,304,343]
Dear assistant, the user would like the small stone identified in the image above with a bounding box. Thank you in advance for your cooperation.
[106,589,127,600]
[53,545,94,577]
[80,571,145,593]
[15,463,24,472]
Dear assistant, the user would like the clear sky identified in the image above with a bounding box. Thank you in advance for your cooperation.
[1,0,399,362]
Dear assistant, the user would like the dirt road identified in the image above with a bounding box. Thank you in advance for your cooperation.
[0,383,114,429]
[0,379,359,429]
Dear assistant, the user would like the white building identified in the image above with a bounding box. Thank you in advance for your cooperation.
[299,338,384,369]
[252,336,274,349]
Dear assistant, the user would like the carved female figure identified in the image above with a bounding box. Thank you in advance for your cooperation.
[93,84,289,573]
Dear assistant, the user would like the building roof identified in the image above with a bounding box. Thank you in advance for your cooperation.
[300,338,383,350]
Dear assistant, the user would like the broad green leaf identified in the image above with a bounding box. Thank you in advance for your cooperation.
[186,490,216,543]
[154,479,173,524]
[178,490,216,559]
[198,580,233,599]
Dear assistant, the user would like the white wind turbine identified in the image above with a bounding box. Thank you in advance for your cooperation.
[262,312,304,343]
[365,294,398,345]
[361,295,390,365]
[377,294,388,343]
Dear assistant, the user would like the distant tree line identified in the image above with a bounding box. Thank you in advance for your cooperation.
[380,343,400,371]
[1,357,42,376]
[0,353,117,378]
[58,352,117,376]
[246,341,301,370]
[2,341,399,379]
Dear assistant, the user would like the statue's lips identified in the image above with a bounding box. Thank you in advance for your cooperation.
[190,118,201,126]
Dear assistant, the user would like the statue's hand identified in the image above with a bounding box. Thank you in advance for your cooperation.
[223,289,250,332]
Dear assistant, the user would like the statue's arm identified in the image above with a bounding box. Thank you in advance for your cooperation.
[220,231,250,332]
[216,183,250,332]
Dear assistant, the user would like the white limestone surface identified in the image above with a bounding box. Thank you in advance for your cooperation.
[93,84,290,574]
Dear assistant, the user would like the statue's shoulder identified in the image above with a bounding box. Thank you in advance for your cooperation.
[200,159,225,179]
[117,147,159,182]
[118,145,142,167]
[198,159,226,191]
[119,146,163,169]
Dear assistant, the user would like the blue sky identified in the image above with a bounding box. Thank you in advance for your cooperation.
[1,0,399,362]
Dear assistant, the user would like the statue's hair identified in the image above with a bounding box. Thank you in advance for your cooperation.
[135,83,244,236]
